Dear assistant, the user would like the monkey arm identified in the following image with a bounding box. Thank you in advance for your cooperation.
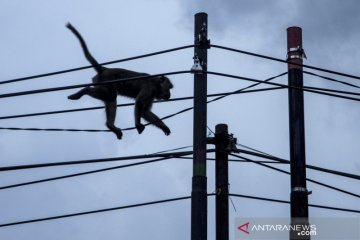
[134,89,154,134]
[105,101,123,139]
[142,111,171,135]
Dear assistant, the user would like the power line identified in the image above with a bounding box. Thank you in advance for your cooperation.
[207,72,287,104]
[0,156,189,190]
[5,69,358,103]
[211,44,360,80]
[207,71,360,102]
[1,192,357,228]
[236,143,275,158]
[304,71,360,89]
[230,154,360,198]
[0,195,194,228]
[151,146,193,154]
[236,149,360,181]
[0,73,287,132]
[0,156,287,191]
[0,150,215,172]
[0,71,191,99]
[229,194,360,214]
[179,156,288,164]
[303,85,360,97]
[0,86,283,121]
[0,45,194,85]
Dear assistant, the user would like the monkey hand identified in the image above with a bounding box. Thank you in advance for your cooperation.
[114,129,123,140]
[136,123,145,134]
[162,126,171,136]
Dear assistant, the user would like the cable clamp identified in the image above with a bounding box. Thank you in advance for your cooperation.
[196,22,211,49]
[287,46,307,60]
[226,134,240,153]
[292,186,312,195]
[191,54,204,73]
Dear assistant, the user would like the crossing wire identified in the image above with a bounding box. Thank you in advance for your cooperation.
[304,71,360,89]
[211,44,360,80]
[0,86,283,121]
[0,45,195,85]
[0,195,194,228]
[236,148,360,181]
[0,155,192,190]
[0,193,358,228]
[0,156,286,191]
[0,71,191,99]
[0,155,286,191]
[1,70,359,103]
[230,154,360,199]
[3,70,360,133]
[0,72,287,132]
[207,71,360,102]
[0,150,216,172]
[229,194,360,214]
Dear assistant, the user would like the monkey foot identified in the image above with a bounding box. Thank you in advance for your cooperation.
[68,93,82,100]
[136,124,145,134]
[115,131,123,140]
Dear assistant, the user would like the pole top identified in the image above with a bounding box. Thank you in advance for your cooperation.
[287,26,304,70]
[195,12,208,17]
[215,124,228,133]
[287,26,302,32]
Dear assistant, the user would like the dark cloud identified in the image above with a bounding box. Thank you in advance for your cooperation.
[181,0,360,41]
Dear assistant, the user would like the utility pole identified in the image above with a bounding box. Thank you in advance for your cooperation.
[214,124,230,240]
[287,26,310,240]
[191,12,209,240]
[207,124,234,240]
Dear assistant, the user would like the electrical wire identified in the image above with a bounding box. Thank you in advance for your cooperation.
[0,156,288,191]
[151,146,193,154]
[1,192,358,228]
[230,154,360,199]
[0,195,194,228]
[211,44,360,80]
[207,71,360,102]
[0,86,283,121]
[236,149,360,181]
[0,73,286,132]
[303,85,360,97]
[207,72,287,104]
[0,71,191,99]
[228,194,360,214]
[304,71,360,89]
[0,45,195,85]
[178,156,287,164]
[0,155,191,190]
[0,150,215,172]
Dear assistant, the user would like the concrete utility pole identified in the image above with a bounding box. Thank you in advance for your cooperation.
[287,26,310,240]
[191,12,209,240]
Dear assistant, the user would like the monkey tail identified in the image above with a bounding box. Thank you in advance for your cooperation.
[66,23,104,74]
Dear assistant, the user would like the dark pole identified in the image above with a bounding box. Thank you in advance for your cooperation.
[215,124,229,240]
[191,12,209,240]
[287,27,310,240]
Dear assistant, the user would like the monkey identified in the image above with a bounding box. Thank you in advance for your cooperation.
[66,23,173,140]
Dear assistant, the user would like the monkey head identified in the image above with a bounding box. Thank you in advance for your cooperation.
[156,76,173,100]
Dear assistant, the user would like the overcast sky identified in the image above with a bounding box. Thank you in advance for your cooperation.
[0,0,359,239]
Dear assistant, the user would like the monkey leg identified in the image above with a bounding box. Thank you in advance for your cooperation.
[134,92,152,134]
[143,111,171,136]
[68,85,117,102]
[68,87,91,100]
[105,101,123,139]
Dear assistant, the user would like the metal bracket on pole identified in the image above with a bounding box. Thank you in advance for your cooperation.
[196,22,211,49]
[191,54,204,73]
[287,45,307,60]
[226,134,240,153]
